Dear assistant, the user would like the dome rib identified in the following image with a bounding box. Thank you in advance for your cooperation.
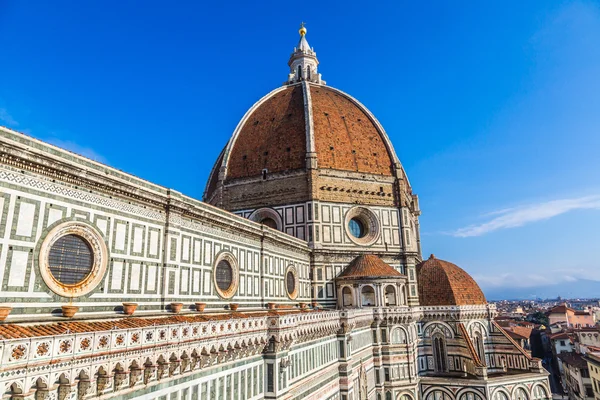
[416,255,487,306]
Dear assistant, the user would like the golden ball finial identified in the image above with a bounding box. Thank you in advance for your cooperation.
[299,22,307,36]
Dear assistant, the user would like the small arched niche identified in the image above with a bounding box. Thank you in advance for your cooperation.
[342,286,353,307]
[385,285,397,306]
[361,285,376,307]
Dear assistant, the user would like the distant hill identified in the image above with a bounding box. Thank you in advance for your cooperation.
[484,278,600,301]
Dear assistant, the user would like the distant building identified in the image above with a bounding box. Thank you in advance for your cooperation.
[547,304,596,328]
[584,352,600,400]
[558,352,595,399]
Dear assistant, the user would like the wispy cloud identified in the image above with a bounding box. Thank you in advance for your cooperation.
[45,138,107,164]
[474,268,600,289]
[453,195,600,237]
[0,108,18,126]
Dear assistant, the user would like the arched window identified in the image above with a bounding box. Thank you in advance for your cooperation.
[342,287,353,307]
[514,387,528,400]
[261,217,277,229]
[297,65,302,80]
[385,285,396,306]
[425,390,453,400]
[307,67,312,80]
[493,391,510,400]
[531,385,548,400]
[391,328,407,344]
[459,392,483,400]
[433,334,448,372]
[361,286,376,307]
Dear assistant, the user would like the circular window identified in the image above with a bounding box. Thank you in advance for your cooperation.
[213,252,239,299]
[344,207,380,246]
[348,218,366,238]
[38,221,108,298]
[215,260,233,291]
[48,234,94,285]
[285,266,299,299]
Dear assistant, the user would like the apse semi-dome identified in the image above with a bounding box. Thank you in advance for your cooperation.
[204,25,411,210]
[416,255,487,306]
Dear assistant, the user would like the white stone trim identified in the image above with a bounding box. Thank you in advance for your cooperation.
[302,81,316,155]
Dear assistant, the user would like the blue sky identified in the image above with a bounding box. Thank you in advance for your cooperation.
[1,1,599,298]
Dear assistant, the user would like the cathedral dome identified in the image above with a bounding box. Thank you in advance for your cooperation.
[204,82,399,198]
[416,255,487,306]
[204,27,405,205]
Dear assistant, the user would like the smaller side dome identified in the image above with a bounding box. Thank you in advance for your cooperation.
[416,255,486,306]
[338,254,402,279]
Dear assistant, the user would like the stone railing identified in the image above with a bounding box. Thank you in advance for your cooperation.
[0,315,269,371]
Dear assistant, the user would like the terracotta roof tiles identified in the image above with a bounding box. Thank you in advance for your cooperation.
[416,255,487,306]
[338,254,403,279]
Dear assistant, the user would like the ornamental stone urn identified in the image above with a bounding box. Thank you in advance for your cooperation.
[62,304,79,318]
[0,306,12,321]
[195,302,206,312]
[267,302,276,310]
[122,302,138,316]
[230,303,239,311]
[170,303,183,313]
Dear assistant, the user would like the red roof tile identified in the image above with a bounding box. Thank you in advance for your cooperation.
[416,255,486,306]
[338,255,403,279]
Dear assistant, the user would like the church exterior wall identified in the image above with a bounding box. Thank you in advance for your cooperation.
[0,128,311,319]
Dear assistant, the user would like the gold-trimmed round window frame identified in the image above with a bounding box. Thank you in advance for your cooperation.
[212,251,239,299]
[344,206,381,246]
[39,221,108,298]
[285,265,299,300]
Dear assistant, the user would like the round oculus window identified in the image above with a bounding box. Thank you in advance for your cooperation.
[285,266,299,299]
[344,206,381,246]
[348,218,366,238]
[48,234,94,285]
[286,270,296,294]
[215,260,233,291]
[38,221,109,298]
[212,252,239,299]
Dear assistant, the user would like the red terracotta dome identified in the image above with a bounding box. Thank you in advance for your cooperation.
[416,255,487,306]
[204,82,400,199]
[338,254,403,280]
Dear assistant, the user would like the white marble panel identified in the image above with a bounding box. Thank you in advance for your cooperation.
[16,202,35,236]
[181,269,189,291]
[47,208,63,226]
[133,227,143,253]
[193,239,201,263]
[193,270,200,292]
[149,230,159,256]
[147,265,157,291]
[8,250,28,287]
[111,261,123,290]
[182,237,190,261]
[130,263,140,290]
[114,223,126,251]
